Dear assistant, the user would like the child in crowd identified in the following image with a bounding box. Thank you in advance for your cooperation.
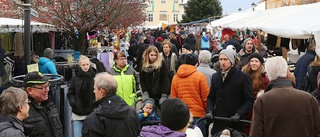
[138,99,160,122]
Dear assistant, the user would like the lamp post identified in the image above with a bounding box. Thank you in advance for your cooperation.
[24,0,31,65]
[251,2,257,11]
[238,8,242,12]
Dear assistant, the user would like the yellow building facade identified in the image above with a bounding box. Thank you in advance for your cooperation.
[264,0,320,9]
[143,0,187,28]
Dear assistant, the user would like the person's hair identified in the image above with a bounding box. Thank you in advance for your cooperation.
[161,39,172,49]
[0,87,28,116]
[232,34,238,39]
[310,55,320,67]
[142,46,163,70]
[94,72,117,94]
[198,50,211,64]
[79,55,91,65]
[114,51,126,60]
[169,34,177,40]
[242,63,265,93]
[265,57,288,81]
[139,36,146,43]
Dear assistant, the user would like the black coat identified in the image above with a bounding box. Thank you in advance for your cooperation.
[207,67,254,135]
[23,98,63,137]
[140,61,170,100]
[82,93,140,137]
[67,67,96,115]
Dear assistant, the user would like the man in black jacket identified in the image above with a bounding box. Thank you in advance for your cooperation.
[23,71,63,137]
[206,49,254,136]
[82,72,140,137]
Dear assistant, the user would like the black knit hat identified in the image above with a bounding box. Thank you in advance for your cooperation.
[182,43,191,51]
[161,98,190,131]
[248,52,264,64]
[180,53,198,66]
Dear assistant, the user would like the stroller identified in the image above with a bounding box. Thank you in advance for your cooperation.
[195,116,251,137]
[135,98,161,127]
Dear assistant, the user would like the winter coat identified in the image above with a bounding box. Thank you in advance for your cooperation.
[171,64,209,117]
[201,34,210,49]
[82,93,140,137]
[184,34,196,51]
[197,63,217,87]
[161,52,179,79]
[139,124,186,137]
[294,50,316,89]
[38,57,58,75]
[0,115,25,137]
[108,65,139,106]
[67,67,96,115]
[194,34,202,51]
[238,48,259,69]
[301,66,320,92]
[207,67,254,134]
[140,60,170,100]
[137,110,160,122]
[23,98,63,137]
[250,78,320,137]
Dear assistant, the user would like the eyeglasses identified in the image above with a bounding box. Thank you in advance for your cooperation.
[31,84,50,91]
[117,58,127,61]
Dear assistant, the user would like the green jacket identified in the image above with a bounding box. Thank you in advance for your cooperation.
[108,65,139,106]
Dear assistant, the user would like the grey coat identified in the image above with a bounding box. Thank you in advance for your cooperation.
[197,63,216,87]
[0,115,25,137]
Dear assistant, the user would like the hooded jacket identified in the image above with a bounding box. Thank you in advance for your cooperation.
[170,64,209,117]
[0,115,25,137]
[38,57,58,75]
[139,124,186,137]
[82,93,140,137]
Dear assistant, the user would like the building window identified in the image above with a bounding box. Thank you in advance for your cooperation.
[174,0,178,4]
[148,14,153,22]
[150,0,153,3]
[161,0,166,4]
[181,0,184,3]
[173,14,178,22]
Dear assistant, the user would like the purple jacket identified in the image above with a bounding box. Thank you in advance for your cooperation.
[139,124,186,137]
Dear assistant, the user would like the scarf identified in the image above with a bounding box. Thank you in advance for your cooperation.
[76,67,95,107]
[143,65,157,73]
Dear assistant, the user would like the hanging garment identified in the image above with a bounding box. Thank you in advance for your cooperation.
[266,34,277,50]
[281,37,290,49]
[13,33,24,57]
[55,32,62,49]
[0,33,13,51]
[33,33,50,57]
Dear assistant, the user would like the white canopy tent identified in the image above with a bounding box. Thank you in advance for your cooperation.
[0,18,55,33]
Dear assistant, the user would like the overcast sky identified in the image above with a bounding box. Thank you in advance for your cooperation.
[220,0,261,15]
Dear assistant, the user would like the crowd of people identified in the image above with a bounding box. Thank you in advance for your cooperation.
[0,27,320,137]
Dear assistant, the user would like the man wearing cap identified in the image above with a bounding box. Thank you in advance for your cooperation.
[238,38,259,69]
[171,53,209,135]
[22,71,63,137]
[38,48,58,75]
[206,49,254,135]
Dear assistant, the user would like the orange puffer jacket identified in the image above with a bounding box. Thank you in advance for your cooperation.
[170,64,209,117]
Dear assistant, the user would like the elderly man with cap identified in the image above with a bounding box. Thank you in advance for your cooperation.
[22,71,63,137]
[206,49,254,136]
[171,53,209,136]
[38,48,58,75]
[140,98,191,137]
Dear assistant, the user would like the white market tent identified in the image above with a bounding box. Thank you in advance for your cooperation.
[209,2,320,56]
[0,18,55,32]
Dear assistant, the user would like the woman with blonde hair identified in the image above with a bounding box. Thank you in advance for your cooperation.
[67,55,96,137]
[140,46,170,107]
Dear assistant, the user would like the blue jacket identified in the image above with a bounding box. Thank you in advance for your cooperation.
[294,50,316,89]
[137,110,160,122]
[38,57,58,75]
[201,34,210,49]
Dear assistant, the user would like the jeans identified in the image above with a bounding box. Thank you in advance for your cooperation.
[72,120,84,137]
